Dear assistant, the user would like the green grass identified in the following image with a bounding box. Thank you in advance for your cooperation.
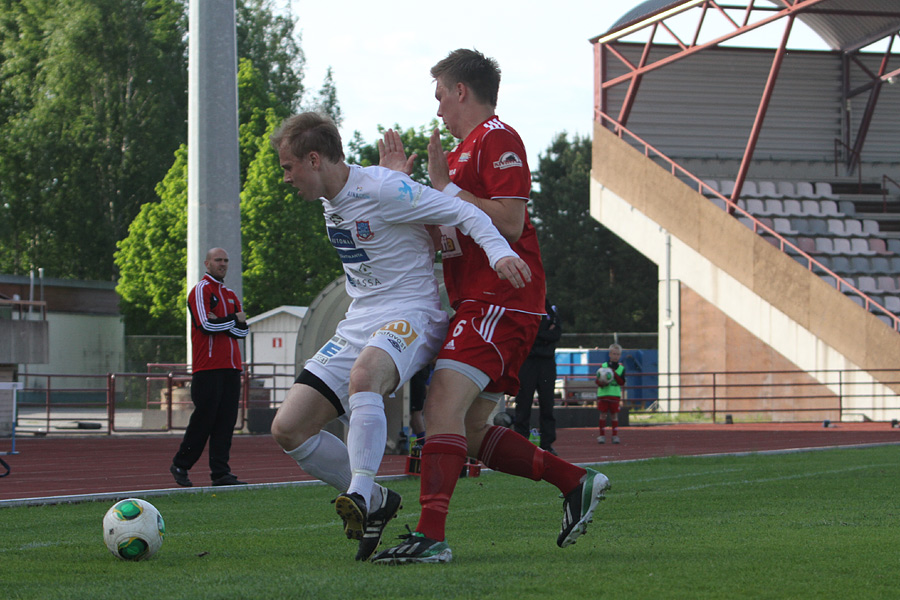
[2,446,898,599]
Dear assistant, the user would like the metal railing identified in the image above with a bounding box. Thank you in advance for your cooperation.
[11,361,900,435]
[553,364,900,423]
[595,110,900,331]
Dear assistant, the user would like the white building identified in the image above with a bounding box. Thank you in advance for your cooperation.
[245,305,307,407]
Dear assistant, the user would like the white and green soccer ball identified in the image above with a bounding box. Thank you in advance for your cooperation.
[103,498,165,561]
[597,367,614,384]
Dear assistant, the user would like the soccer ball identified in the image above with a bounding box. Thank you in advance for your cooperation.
[103,498,165,561]
[597,367,614,384]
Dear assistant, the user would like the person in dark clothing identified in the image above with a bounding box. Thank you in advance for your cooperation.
[170,247,249,487]
[513,300,562,454]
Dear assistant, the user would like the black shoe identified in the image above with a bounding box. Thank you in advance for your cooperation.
[334,492,367,541]
[542,446,558,456]
[371,526,452,564]
[170,464,192,487]
[211,473,247,486]
[356,487,403,561]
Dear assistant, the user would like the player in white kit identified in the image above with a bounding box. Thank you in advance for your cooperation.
[268,112,532,561]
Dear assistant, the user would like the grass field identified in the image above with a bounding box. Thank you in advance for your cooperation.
[1,446,898,599]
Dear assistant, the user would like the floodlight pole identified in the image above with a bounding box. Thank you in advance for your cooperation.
[186,1,242,363]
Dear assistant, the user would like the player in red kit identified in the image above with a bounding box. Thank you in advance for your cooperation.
[373,49,610,564]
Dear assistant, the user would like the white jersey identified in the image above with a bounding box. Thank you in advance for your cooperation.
[322,164,517,315]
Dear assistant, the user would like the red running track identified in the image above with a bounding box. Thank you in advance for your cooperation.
[1,423,898,505]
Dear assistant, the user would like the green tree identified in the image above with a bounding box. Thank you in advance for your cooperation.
[347,120,453,185]
[240,110,342,316]
[115,145,189,335]
[0,0,188,279]
[531,133,657,333]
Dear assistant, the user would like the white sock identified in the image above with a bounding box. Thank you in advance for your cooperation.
[285,431,351,492]
[346,392,386,509]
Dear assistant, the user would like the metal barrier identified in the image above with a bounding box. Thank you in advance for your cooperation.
[555,365,900,423]
[10,364,900,435]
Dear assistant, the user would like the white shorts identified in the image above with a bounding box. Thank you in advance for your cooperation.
[303,306,448,414]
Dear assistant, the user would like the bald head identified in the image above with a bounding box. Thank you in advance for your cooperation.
[205,247,229,281]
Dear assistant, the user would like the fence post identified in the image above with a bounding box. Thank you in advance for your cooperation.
[712,372,717,423]
[166,372,174,431]
[107,373,115,434]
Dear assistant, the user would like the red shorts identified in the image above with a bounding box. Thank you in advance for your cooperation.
[436,301,541,396]
[597,396,621,413]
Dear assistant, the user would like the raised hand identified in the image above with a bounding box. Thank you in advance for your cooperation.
[378,129,417,175]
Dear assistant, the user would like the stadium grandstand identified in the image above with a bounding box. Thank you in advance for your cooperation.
[589,0,900,422]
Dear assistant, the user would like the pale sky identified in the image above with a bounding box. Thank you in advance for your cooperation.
[288,0,832,164]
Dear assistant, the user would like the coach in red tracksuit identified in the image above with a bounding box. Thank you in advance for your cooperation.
[170,248,249,487]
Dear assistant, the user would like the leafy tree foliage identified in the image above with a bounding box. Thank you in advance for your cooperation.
[0,0,188,279]
[115,145,189,334]
[347,120,453,185]
[115,3,344,333]
[531,133,657,333]
[241,110,342,316]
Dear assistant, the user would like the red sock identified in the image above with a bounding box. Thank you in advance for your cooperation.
[478,425,584,495]
[599,416,607,435]
[416,434,467,541]
[611,419,619,436]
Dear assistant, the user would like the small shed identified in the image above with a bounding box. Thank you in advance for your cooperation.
[246,305,307,407]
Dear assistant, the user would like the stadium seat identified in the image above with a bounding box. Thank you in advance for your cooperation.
[890,257,900,272]
[888,239,900,254]
[702,179,719,194]
[850,238,874,255]
[831,256,851,273]
[862,219,879,235]
[871,256,891,273]
[815,237,836,254]
[764,199,786,215]
[834,238,854,254]
[777,181,797,197]
[839,201,856,216]
[849,256,872,273]
[773,218,799,235]
[885,296,900,313]
[797,237,818,255]
[844,220,865,237]
[783,200,805,216]
[746,199,767,215]
[711,197,727,211]
[820,200,841,216]
[801,200,824,217]
[795,181,815,197]
[827,219,845,236]
[720,180,736,197]
[758,181,780,198]
[847,294,864,307]
[743,181,760,197]
[858,276,878,293]
[814,182,838,199]
[869,238,891,255]
[877,276,897,292]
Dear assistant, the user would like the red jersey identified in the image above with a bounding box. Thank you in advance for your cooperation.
[188,273,248,372]
[440,116,545,313]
